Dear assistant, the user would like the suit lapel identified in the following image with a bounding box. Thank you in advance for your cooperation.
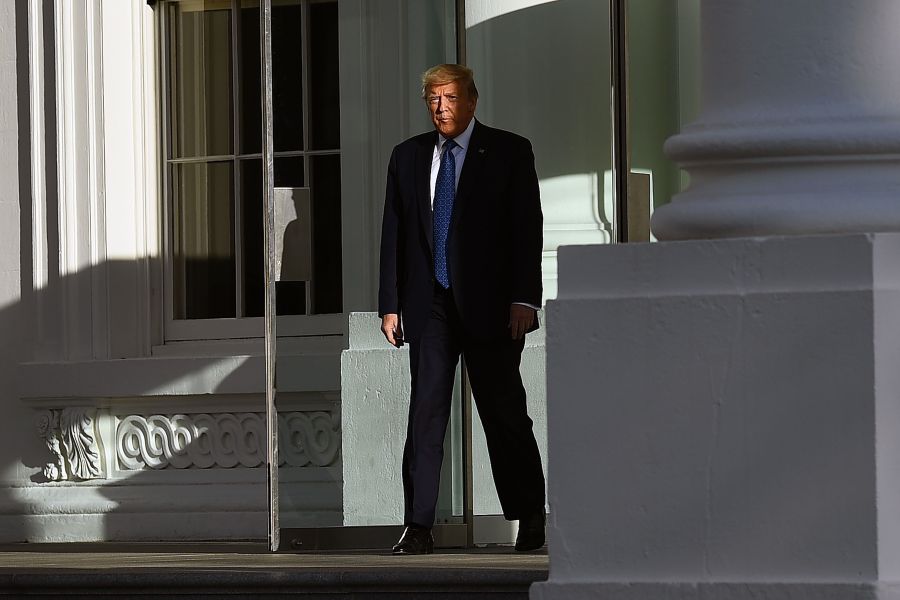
[415,133,437,253]
[451,120,488,234]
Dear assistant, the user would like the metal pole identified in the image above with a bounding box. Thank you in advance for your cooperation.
[455,0,466,66]
[260,0,280,553]
[461,367,475,548]
[610,0,631,243]
[453,0,475,549]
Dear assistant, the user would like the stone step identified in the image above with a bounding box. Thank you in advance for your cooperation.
[0,568,544,599]
[0,546,547,599]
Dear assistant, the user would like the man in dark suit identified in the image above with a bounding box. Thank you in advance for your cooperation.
[379,64,546,555]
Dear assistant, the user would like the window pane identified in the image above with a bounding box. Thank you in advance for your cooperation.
[238,1,262,155]
[168,1,234,159]
[274,155,305,188]
[308,0,340,150]
[240,0,304,154]
[310,154,342,314]
[240,158,264,317]
[273,1,304,152]
[172,161,236,319]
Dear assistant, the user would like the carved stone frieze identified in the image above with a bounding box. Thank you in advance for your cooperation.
[116,411,340,470]
[35,408,103,481]
[278,411,341,467]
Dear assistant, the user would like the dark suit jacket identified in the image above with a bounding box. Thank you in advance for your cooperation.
[378,120,543,342]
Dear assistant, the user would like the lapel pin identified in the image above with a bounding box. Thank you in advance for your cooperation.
[478,148,486,154]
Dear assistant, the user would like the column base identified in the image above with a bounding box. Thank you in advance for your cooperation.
[542,233,900,594]
[532,581,900,600]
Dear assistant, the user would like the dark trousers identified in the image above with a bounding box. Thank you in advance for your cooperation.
[403,285,546,527]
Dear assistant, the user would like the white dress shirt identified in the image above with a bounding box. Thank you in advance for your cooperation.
[429,117,475,207]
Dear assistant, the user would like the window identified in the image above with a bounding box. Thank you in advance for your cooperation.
[160,0,341,340]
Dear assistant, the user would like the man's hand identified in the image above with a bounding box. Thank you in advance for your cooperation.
[381,313,404,347]
[509,304,536,340]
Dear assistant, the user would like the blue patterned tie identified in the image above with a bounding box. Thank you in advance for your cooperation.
[433,139,457,288]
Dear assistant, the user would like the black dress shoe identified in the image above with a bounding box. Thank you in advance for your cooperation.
[515,509,546,551]
[392,525,434,555]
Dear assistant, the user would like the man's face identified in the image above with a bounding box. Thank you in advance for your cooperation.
[425,81,477,139]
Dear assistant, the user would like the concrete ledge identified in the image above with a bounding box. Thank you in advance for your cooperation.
[18,353,340,399]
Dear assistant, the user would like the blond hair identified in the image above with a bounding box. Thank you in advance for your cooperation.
[421,64,479,100]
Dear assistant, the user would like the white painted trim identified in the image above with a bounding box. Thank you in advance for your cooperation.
[87,0,109,361]
[28,0,62,361]
[54,1,105,361]
[97,0,163,359]
[0,483,269,515]
[54,0,72,358]
[141,1,164,351]
[37,1,164,363]
[164,313,345,341]
[28,0,47,293]
[21,391,338,417]
[18,352,340,399]
[150,334,346,358]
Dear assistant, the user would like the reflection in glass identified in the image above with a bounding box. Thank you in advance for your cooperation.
[167,1,234,159]
[172,161,236,319]
[466,0,612,303]
[462,0,610,543]
[275,187,312,316]
[627,0,700,240]
[242,158,307,318]
[274,157,308,317]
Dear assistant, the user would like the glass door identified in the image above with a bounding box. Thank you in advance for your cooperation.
[463,0,616,544]
[257,0,698,552]
[160,0,271,547]
[262,0,462,551]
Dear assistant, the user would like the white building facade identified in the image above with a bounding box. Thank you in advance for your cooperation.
[0,0,701,546]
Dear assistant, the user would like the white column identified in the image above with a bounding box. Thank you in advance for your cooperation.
[535,2,900,599]
[652,0,900,240]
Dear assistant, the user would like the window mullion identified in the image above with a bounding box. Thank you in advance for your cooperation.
[161,5,177,330]
[168,154,236,164]
[300,0,312,314]
[232,0,244,318]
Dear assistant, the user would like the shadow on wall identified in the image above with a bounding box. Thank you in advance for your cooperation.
[1,0,38,545]
[1,0,276,543]
[1,256,276,544]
